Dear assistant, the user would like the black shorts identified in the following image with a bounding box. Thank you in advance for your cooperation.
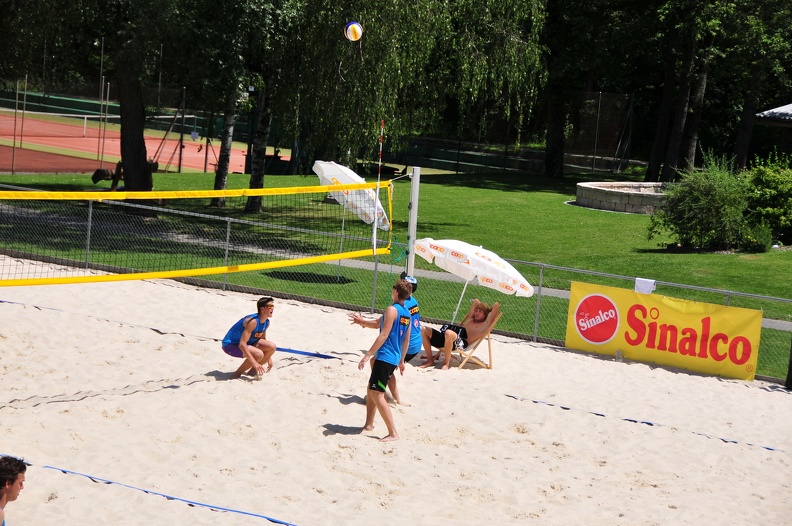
[429,325,468,349]
[368,360,397,392]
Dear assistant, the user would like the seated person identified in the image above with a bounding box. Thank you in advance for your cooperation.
[419,298,500,370]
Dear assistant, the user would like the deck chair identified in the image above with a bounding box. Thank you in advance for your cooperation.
[449,310,503,369]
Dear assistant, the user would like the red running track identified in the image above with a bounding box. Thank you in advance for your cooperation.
[0,119,247,174]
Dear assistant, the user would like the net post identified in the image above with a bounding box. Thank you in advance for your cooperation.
[406,167,420,276]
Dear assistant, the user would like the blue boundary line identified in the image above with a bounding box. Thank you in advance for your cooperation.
[276,347,339,359]
[0,300,338,360]
[1,455,296,524]
[505,394,784,452]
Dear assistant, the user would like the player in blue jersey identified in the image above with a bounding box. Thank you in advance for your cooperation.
[0,455,26,526]
[349,273,421,404]
[222,297,277,379]
[356,279,412,442]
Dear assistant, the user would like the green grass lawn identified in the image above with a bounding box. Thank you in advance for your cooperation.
[2,169,791,300]
[1,168,790,379]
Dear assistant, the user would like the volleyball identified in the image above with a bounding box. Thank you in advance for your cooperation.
[345,21,363,42]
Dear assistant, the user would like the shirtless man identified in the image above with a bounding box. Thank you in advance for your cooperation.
[419,298,499,370]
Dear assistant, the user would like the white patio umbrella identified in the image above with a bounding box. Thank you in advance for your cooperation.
[312,161,390,231]
[312,161,390,284]
[415,238,534,321]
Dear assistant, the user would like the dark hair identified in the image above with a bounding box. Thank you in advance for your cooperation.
[257,297,274,310]
[399,271,418,292]
[0,456,27,487]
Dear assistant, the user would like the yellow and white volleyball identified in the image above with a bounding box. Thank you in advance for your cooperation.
[345,21,363,42]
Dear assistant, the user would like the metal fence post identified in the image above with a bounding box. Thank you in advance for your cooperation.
[532,264,546,342]
[222,217,231,291]
[786,336,792,390]
[84,200,93,269]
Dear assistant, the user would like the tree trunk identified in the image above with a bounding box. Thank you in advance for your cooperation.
[646,49,676,182]
[660,32,696,182]
[544,97,565,178]
[734,64,763,170]
[211,89,238,207]
[544,74,565,178]
[679,35,714,172]
[245,76,274,213]
[116,67,152,192]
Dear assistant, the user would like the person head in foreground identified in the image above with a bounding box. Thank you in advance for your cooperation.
[0,455,27,522]
[257,296,275,314]
[399,271,418,293]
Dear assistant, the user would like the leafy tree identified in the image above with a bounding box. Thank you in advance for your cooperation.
[744,155,792,244]
[267,0,444,174]
[444,0,545,145]
[726,0,792,168]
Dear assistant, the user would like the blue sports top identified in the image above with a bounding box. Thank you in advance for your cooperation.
[404,295,422,354]
[376,303,411,366]
[222,313,270,346]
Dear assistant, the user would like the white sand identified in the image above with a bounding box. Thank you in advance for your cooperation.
[1,257,790,525]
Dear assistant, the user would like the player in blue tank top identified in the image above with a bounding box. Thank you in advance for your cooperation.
[348,273,421,405]
[0,455,26,526]
[221,297,277,379]
[356,279,412,442]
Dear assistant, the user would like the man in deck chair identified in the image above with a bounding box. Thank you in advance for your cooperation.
[419,298,500,370]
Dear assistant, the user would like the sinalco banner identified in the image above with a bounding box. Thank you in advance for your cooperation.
[564,282,762,380]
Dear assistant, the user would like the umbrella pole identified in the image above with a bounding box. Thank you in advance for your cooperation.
[452,280,470,323]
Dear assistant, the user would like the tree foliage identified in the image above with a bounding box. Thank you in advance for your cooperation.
[3,0,792,187]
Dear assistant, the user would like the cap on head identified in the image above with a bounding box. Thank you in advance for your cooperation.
[399,271,418,292]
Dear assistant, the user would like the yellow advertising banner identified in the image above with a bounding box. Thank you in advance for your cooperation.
[564,282,762,380]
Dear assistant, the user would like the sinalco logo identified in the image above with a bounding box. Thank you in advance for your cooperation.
[574,294,619,344]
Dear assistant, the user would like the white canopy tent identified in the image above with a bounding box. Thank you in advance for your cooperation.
[755,103,792,128]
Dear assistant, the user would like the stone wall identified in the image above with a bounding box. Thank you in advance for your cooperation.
[575,182,666,214]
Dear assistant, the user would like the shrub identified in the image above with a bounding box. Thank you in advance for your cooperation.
[739,222,773,253]
[744,165,792,245]
[648,155,747,249]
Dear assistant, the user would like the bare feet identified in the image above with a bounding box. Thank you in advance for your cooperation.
[379,434,399,442]
[253,374,263,381]
[441,365,449,370]
[362,424,374,432]
[418,361,435,369]
[230,371,242,379]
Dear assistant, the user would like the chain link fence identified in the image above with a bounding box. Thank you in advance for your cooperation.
[1,191,789,383]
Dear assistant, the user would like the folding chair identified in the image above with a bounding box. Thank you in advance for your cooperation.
[450,311,503,369]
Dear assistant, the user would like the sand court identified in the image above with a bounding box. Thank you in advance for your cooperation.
[1,256,790,525]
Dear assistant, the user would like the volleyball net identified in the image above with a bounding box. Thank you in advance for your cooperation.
[0,182,393,286]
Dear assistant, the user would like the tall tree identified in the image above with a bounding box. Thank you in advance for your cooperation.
[445,0,545,146]
[100,0,179,190]
[727,0,792,168]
